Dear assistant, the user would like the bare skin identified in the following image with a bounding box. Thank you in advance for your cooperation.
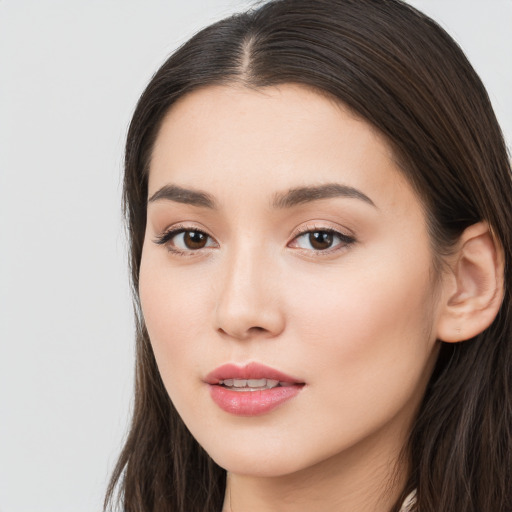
[140,84,454,511]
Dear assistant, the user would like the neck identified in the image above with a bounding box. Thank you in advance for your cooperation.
[222,423,409,512]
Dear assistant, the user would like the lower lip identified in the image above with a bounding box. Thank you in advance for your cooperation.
[209,385,303,416]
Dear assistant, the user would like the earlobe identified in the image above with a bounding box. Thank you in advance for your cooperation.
[436,222,505,343]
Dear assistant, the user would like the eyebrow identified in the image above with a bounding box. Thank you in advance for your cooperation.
[147,182,376,210]
[271,183,376,209]
[148,184,216,208]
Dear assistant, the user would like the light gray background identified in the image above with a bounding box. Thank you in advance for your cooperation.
[0,1,510,511]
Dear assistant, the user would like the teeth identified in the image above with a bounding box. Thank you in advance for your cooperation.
[247,378,266,387]
[219,378,284,390]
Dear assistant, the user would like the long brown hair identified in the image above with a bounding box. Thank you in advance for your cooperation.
[105,1,512,510]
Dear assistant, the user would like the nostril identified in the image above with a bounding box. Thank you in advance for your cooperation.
[217,325,269,340]
[214,296,285,339]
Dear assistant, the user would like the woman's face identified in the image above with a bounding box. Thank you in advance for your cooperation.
[140,84,443,477]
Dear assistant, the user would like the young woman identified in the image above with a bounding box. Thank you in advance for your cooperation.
[105,1,512,511]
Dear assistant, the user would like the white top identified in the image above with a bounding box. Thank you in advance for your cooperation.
[399,490,417,511]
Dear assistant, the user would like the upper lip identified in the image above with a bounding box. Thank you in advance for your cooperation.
[205,362,304,385]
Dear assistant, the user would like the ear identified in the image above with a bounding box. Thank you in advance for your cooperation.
[436,222,505,343]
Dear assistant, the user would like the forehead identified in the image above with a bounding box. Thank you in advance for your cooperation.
[148,83,415,214]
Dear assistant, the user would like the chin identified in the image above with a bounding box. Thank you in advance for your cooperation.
[202,440,311,478]
[213,455,303,478]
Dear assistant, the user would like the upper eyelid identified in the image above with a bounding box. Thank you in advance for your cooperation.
[154,222,212,237]
[153,224,215,246]
[290,229,355,245]
[289,222,355,239]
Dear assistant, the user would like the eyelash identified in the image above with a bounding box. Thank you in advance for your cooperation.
[289,225,356,255]
[153,224,216,256]
[153,224,356,256]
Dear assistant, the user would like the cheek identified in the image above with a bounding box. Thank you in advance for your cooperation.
[270,254,438,459]
[286,246,437,393]
[138,249,210,378]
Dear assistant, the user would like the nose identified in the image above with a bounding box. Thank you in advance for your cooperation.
[214,244,285,341]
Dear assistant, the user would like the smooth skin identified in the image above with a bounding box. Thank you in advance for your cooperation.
[139,84,503,512]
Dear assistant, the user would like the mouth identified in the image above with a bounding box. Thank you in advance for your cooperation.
[205,362,305,416]
[218,378,295,391]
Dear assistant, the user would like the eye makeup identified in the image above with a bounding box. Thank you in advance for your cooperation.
[152,220,357,258]
[153,224,218,256]
[289,226,356,253]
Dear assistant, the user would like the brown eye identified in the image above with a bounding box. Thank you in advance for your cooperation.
[183,231,208,249]
[154,228,217,252]
[309,231,334,250]
[290,228,355,252]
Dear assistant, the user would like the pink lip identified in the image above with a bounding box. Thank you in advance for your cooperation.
[205,362,305,416]
[205,362,302,384]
